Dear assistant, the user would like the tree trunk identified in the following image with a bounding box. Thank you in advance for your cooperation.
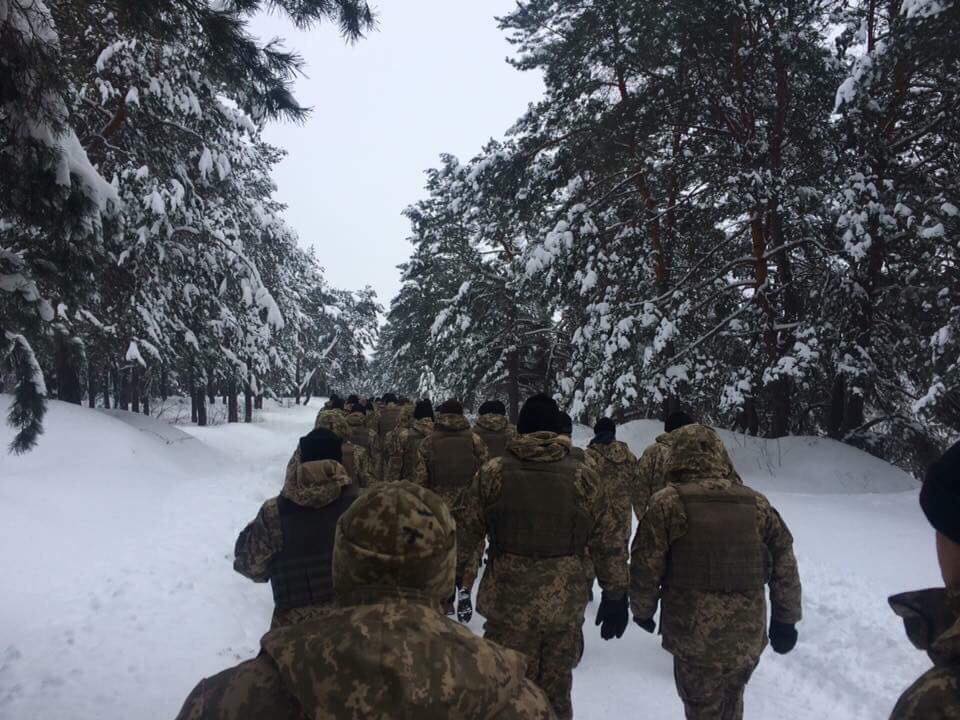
[828,376,845,439]
[244,383,253,423]
[505,348,520,424]
[55,336,83,404]
[119,366,130,411]
[207,368,216,405]
[190,369,198,424]
[295,359,301,405]
[87,362,96,408]
[228,378,239,423]
[131,366,141,414]
[767,378,791,439]
[159,364,168,401]
[197,387,207,426]
[103,368,111,410]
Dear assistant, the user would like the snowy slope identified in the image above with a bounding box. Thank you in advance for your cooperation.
[0,398,939,720]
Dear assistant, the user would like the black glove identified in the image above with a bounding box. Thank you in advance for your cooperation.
[595,592,629,640]
[457,588,473,624]
[769,620,798,654]
[634,617,656,633]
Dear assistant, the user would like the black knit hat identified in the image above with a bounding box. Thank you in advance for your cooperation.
[479,400,507,416]
[665,411,694,433]
[557,411,574,436]
[299,427,343,464]
[414,399,435,420]
[920,440,960,545]
[437,399,464,415]
[329,395,345,410]
[382,393,398,404]
[594,417,616,435]
[517,394,560,435]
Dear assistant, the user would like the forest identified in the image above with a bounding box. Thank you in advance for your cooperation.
[373,0,960,473]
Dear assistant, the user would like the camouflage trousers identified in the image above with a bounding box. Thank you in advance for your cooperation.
[269,603,334,630]
[485,621,584,720]
[673,657,758,720]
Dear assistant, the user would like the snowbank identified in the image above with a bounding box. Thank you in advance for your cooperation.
[0,398,941,719]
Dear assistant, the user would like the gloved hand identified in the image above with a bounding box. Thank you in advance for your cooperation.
[457,587,473,624]
[595,591,629,640]
[769,619,798,654]
[634,617,656,634]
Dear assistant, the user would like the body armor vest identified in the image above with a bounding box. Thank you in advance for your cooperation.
[270,489,358,610]
[378,405,403,444]
[349,422,372,452]
[475,426,509,460]
[487,453,591,559]
[429,430,478,491]
[400,426,430,481]
[665,484,771,593]
[342,445,359,486]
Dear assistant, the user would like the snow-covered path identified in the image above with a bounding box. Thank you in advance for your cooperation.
[0,399,941,719]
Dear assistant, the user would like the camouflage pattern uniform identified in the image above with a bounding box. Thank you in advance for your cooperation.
[234,459,353,628]
[385,416,434,483]
[585,439,640,549]
[635,433,673,520]
[889,588,960,719]
[310,410,376,488]
[458,432,629,720]
[345,411,382,482]
[413,413,489,511]
[630,424,802,720]
[176,482,555,720]
[473,413,517,460]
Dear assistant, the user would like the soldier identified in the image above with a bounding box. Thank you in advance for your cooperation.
[234,427,358,629]
[295,409,376,489]
[586,417,640,548]
[630,424,802,720]
[889,439,960,720]
[557,411,588,464]
[344,402,381,482]
[473,399,516,460]
[413,399,489,512]
[176,482,556,720]
[385,399,435,483]
[635,411,694,519]
[376,392,406,468]
[458,394,629,720]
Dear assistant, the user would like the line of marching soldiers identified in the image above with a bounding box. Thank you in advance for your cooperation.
[174,393,960,720]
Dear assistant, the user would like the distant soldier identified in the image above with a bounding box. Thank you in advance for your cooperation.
[473,399,516,460]
[376,393,406,466]
[298,410,376,489]
[385,399,435,482]
[344,402,381,481]
[631,424,801,720]
[413,399,488,512]
[458,394,629,720]
[556,411,589,464]
[176,482,555,720]
[234,427,357,628]
[635,411,694,519]
[586,417,640,548]
[889,440,960,720]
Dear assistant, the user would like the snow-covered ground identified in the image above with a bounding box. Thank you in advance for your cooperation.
[0,397,939,719]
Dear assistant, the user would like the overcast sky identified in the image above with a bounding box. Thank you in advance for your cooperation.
[251,3,544,310]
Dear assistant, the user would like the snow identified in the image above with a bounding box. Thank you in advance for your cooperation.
[0,400,938,720]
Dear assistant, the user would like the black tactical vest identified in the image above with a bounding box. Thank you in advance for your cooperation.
[665,484,771,593]
[475,425,509,460]
[487,453,592,559]
[270,488,358,611]
[429,429,478,491]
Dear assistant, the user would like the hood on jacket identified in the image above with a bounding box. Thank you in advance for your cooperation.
[589,439,631,465]
[435,413,471,432]
[346,412,368,427]
[890,588,960,666]
[281,459,352,508]
[315,410,351,442]
[656,432,673,445]
[664,424,736,484]
[261,601,532,720]
[475,413,510,433]
[332,482,456,607]
[411,417,434,436]
[508,431,570,463]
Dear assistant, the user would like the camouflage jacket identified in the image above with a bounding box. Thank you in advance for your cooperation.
[889,588,960,720]
[345,413,381,462]
[175,595,556,720]
[635,434,672,519]
[413,414,489,509]
[586,439,640,548]
[630,425,802,666]
[310,410,377,488]
[234,459,353,583]
[457,432,629,630]
[473,414,517,460]
[385,417,434,483]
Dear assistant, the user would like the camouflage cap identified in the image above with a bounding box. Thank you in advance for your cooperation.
[315,409,351,441]
[333,481,456,604]
[664,424,735,483]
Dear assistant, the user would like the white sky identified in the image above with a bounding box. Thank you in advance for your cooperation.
[251,3,544,310]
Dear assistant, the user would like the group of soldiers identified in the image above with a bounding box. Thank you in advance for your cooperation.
[173,391,960,720]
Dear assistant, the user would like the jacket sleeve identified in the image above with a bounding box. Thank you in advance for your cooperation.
[759,496,802,624]
[412,440,431,488]
[584,465,629,597]
[233,500,282,582]
[493,679,557,720]
[473,433,490,469]
[457,463,494,589]
[633,446,659,520]
[629,492,677,620]
[355,446,376,488]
